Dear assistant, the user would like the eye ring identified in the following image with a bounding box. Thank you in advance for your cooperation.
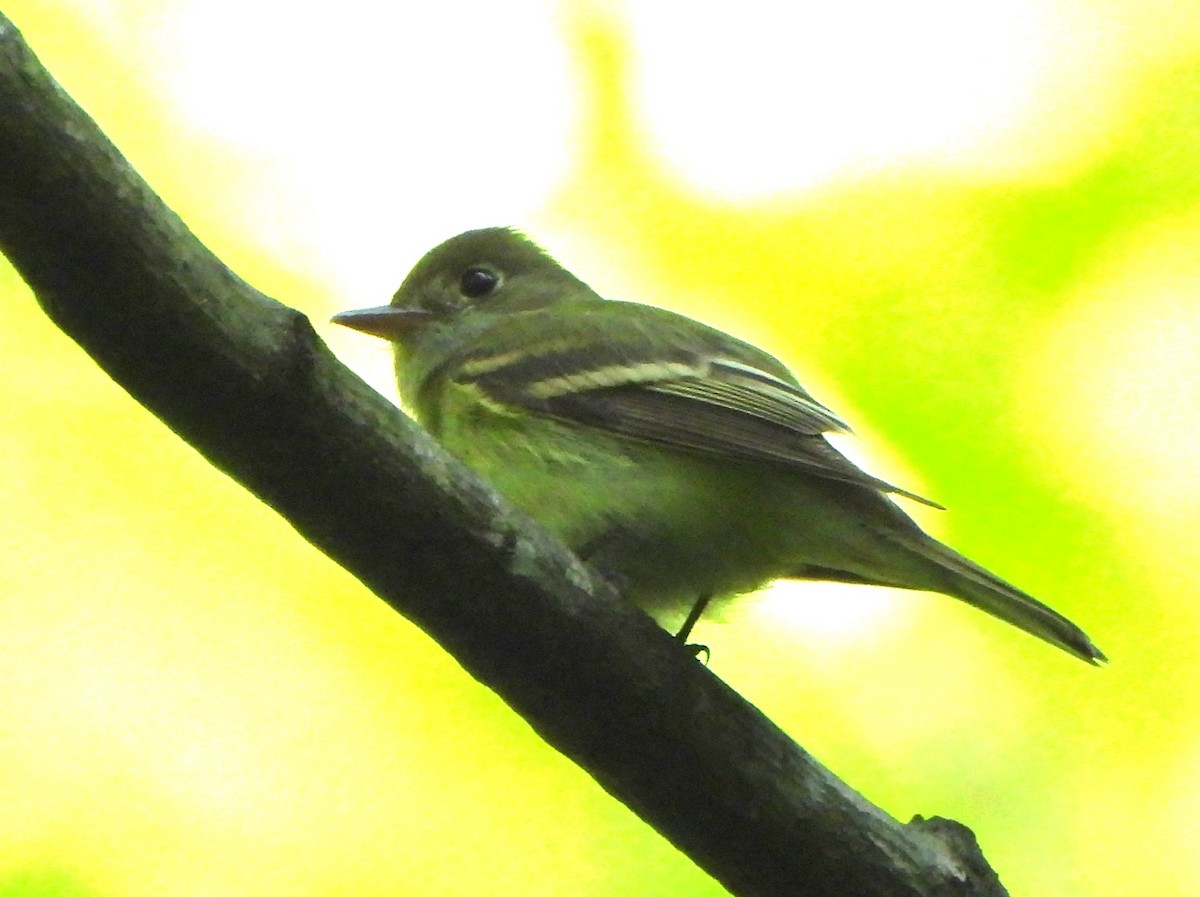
[459,266,501,299]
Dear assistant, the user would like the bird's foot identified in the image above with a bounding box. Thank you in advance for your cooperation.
[681,641,711,665]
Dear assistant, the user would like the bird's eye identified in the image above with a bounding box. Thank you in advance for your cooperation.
[459,266,500,299]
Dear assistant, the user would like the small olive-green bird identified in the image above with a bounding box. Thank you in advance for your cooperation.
[333,227,1104,664]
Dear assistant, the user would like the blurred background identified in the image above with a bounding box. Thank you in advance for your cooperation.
[1,1,1197,895]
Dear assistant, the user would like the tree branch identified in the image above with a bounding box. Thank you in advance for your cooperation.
[0,12,1008,897]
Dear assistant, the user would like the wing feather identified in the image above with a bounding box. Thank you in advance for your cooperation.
[441,303,941,507]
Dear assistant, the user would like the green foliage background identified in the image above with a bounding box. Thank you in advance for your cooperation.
[1,2,1196,895]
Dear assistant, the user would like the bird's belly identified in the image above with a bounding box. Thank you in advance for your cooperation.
[431,400,792,618]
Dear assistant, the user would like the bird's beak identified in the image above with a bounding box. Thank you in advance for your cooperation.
[330,305,436,340]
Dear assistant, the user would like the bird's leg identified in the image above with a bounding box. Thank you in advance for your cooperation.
[580,531,712,662]
[675,594,713,663]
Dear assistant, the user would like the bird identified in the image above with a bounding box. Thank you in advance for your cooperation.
[332,227,1105,664]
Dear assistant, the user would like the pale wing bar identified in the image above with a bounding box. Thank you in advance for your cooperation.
[457,346,941,507]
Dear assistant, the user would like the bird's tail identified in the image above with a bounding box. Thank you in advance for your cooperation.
[897,532,1106,664]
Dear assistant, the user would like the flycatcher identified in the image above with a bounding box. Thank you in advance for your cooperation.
[333,227,1104,664]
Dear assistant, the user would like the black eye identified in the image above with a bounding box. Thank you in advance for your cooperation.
[459,266,500,299]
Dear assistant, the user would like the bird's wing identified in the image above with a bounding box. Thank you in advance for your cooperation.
[444,302,941,507]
